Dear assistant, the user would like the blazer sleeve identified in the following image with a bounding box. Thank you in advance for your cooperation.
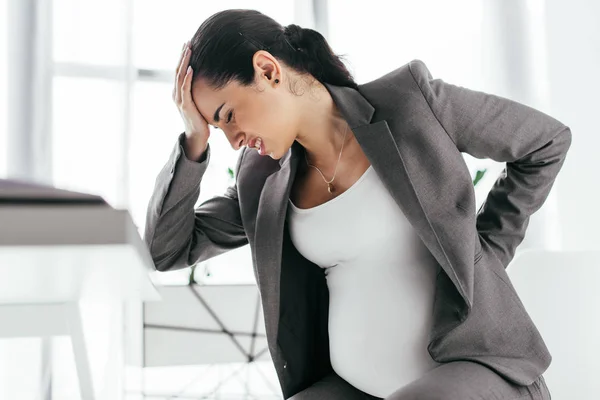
[143,133,248,272]
[408,59,572,268]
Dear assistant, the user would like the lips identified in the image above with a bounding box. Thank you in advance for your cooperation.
[248,137,265,155]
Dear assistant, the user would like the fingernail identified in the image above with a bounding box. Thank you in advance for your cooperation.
[187,66,192,73]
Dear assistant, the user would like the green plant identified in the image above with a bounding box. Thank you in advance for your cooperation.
[472,168,487,187]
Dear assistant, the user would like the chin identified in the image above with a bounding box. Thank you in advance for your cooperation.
[266,144,280,159]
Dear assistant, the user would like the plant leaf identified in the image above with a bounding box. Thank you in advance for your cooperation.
[472,168,487,186]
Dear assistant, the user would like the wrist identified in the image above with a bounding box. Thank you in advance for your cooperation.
[183,135,208,162]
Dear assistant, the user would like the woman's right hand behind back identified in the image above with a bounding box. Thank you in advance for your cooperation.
[173,41,211,161]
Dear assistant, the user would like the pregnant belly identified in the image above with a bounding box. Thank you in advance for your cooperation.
[326,268,441,398]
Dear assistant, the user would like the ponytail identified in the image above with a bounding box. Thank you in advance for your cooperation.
[282,24,358,90]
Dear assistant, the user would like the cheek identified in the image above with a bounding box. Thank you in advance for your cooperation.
[241,96,289,138]
[263,97,295,137]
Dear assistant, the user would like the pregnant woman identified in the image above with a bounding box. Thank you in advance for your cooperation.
[144,8,570,400]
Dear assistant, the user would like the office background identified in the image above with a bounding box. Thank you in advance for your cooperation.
[0,0,598,399]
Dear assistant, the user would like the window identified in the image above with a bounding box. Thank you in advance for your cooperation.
[52,77,125,206]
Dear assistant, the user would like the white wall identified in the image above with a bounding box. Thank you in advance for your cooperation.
[545,0,600,251]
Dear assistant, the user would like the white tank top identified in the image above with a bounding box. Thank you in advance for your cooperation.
[286,164,442,398]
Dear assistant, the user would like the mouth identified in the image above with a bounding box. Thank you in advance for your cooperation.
[248,137,266,156]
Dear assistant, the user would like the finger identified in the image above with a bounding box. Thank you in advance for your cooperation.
[174,48,187,105]
[181,66,193,110]
[173,41,191,98]
[173,44,188,102]
[178,46,191,86]
[175,41,188,75]
[175,47,192,105]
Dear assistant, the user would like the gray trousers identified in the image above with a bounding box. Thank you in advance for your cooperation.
[289,361,551,400]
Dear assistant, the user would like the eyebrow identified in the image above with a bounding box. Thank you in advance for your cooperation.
[213,103,225,124]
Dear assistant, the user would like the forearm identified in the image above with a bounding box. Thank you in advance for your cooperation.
[183,132,209,163]
[476,126,572,267]
[143,133,248,272]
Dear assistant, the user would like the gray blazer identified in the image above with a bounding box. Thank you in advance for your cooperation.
[144,59,572,399]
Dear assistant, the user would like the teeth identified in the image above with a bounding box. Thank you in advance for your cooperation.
[254,138,262,151]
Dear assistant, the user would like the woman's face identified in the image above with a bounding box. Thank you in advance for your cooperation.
[191,52,299,160]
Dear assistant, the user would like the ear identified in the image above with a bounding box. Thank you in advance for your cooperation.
[252,50,282,86]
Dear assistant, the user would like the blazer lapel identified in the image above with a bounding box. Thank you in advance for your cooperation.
[253,147,298,356]
[351,120,470,308]
[253,83,470,360]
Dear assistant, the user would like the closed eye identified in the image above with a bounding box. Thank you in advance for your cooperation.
[226,110,233,124]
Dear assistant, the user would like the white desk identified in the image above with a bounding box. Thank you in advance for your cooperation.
[0,202,160,400]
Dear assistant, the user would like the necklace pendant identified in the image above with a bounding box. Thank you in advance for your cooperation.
[327,183,335,194]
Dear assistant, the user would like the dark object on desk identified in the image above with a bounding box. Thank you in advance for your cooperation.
[0,179,107,205]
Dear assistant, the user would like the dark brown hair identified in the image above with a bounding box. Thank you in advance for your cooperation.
[188,9,358,90]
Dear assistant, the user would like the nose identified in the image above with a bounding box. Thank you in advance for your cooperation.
[226,130,246,150]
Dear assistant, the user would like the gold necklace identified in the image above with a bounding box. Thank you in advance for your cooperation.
[304,125,349,194]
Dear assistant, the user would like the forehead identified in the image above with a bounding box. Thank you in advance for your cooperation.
[191,78,250,124]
